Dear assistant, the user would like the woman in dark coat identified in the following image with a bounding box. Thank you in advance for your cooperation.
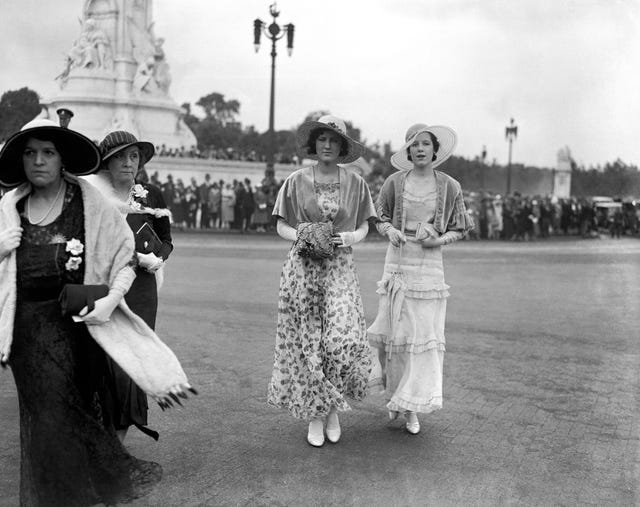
[0,119,169,505]
[89,130,173,442]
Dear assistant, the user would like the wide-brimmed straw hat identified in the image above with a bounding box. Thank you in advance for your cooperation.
[0,118,100,187]
[99,131,155,165]
[296,115,363,164]
[391,123,457,171]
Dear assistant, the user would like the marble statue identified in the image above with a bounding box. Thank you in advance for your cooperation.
[56,17,113,84]
[44,0,196,151]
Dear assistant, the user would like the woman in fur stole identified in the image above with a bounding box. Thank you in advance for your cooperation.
[87,130,173,443]
[0,119,193,506]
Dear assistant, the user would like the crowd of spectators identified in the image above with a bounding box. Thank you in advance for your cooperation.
[154,144,298,164]
[465,192,639,240]
[141,170,283,232]
[3,168,636,239]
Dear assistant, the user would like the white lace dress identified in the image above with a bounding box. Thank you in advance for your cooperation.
[368,186,448,413]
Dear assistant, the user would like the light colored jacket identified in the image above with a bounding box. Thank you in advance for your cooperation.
[375,169,474,235]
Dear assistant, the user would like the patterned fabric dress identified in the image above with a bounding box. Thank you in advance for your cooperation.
[368,186,448,414]
[267,182,372,420]
[10,183,161,506]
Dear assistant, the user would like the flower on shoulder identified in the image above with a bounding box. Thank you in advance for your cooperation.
[132,184,149,200]
[65,256,83,271]
[65,238,84,256]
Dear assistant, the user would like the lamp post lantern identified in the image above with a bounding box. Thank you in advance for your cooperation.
[505,118,518,195]
[253,3,295,174]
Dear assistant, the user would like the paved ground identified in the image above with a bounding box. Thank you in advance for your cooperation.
[1,233,639,506]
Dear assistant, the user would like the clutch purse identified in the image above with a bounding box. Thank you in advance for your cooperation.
[58,284,109,317]
[415,222,439,241]
[135,222,162,254]
[295,222,335,260]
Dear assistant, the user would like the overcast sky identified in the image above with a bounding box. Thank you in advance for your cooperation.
[1,0,639,169]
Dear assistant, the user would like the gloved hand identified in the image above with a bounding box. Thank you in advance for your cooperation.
[79,293,120,325]
[0,226,23,259]
[137,252,163,273]
[386,227,406,247]
[336,231,355,247]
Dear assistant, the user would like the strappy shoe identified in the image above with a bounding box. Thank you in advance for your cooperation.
[405,411,420,435]
[307,418,325,447]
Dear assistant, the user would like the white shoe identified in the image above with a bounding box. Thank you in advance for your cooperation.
[405,411,420,435]
[326,411,341,443]
[307,418,325,447]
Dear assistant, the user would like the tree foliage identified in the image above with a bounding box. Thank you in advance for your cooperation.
[179,92,640,197]
[0,87,41,142]
[195,92,240,124]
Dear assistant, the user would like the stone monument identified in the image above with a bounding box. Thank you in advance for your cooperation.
[553,146,572,198]
[41,0,196,148]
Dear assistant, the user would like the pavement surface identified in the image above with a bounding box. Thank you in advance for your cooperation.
[0,233,639,506]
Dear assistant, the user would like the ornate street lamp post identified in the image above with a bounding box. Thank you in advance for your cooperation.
[253,3,295,174]
[505,118,518,195]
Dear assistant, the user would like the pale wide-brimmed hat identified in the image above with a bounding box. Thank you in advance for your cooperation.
[99,131,155,165]
[391,123,457,171]
[0,119,100,187]
[296,115,363,164]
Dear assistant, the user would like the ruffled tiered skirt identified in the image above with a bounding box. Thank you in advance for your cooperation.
[368,240,448,413]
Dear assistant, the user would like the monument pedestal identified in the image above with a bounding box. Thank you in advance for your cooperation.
[40,0,196,149]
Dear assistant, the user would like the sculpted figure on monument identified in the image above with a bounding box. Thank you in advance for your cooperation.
[129,15,171,95]
[56,17,113,86]
[557,146,571,164]
[83,19,113,70]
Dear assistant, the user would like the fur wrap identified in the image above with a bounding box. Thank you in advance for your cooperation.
[83,172,169,290]
[0,175,191,402]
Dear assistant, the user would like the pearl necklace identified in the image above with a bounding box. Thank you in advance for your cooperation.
[27,181,66,225]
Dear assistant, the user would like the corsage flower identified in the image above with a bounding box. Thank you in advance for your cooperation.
[65,238,84,256]
[130,201,142,211]
[132,184,149,200]
[65,256,83,271]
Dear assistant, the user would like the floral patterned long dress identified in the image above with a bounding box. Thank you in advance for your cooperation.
[267,182,372,420]
[10,183,161,506]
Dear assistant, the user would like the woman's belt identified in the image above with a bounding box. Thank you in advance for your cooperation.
[17,286,62,302]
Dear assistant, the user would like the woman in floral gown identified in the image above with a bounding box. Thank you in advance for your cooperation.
[89,130,173,442]
[267,115,376,447]
[0,119,168,506]
[368,123,473,435]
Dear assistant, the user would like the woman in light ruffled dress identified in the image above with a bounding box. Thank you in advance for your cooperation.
[368,123,473,434]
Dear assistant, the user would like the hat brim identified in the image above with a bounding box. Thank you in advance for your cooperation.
[101,141,155,166]
[390,125,457,171]
[0,126,100,187]
[296,121,363,164]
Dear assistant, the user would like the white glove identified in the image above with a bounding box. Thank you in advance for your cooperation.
[79,293,120,325]
[137,252,163,273]
[338,231,355,248]
[0,226,22,260]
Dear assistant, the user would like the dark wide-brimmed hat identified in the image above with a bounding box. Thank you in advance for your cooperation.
[391,123,457,171]
[0,119,101,187]
[296,115,363,164]
[99,131,155,165]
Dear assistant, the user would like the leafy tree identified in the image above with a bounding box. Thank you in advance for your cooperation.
[195,92,240,125]
[0,87,41,142]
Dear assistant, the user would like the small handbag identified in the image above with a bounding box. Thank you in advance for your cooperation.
[58,284,109,317]
[135,222,162,255]
[295,222,335,260]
